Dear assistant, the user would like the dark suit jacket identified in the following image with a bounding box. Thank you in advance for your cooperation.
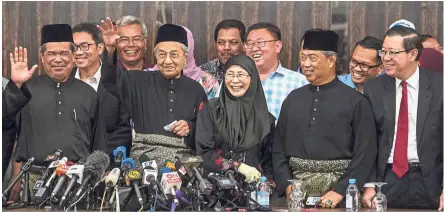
[364,68,443,203]
[97,63,132,157]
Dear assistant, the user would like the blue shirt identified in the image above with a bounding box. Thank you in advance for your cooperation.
[261,63,308,119]
[338,74,356,89]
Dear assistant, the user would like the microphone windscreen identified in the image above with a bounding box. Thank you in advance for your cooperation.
[84,151,110,182]
[137,151,151,164]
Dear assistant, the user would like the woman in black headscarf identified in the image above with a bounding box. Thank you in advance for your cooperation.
[196,54,275,184]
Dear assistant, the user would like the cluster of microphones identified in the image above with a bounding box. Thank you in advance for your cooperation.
[2,147,272,211]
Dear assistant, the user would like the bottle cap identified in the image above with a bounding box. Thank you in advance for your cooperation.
[349,178,356,184]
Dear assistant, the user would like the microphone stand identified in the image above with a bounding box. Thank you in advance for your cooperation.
[2,158,34,207]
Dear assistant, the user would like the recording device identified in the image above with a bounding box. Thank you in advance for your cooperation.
[59,164,85,206]
[208,173,235,190]
[50,161,74,202]
[178,156,213,196]
[113,146,127,167]
[72,151,110,201]
[2,157,34,202]
[126,169,144,206]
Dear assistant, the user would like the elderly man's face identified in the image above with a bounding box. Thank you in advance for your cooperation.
[155,41,187,79]
[40,42,75,82]
[300,49,336,85]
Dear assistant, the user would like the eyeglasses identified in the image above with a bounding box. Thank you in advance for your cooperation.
[225,73,250,80]
[117,36,145,45]
[349,59,381,72]
[75,43,97,51]
[156,51,183,60]
[378,49,412,58]
[245,40,278,49]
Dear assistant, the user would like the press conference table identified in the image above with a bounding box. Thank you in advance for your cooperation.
[4,208,439,211]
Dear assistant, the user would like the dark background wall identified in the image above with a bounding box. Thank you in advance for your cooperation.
[2,1,443,77]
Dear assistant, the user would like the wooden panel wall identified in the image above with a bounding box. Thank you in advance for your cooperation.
[2,1,443,78]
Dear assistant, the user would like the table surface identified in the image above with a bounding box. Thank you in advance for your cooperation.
[3,207,439,211]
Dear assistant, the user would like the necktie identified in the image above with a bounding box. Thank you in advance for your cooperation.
[393,81,409,178]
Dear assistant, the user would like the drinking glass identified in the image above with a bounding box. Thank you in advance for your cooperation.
[287,179,305,211]
[370,182,387,212]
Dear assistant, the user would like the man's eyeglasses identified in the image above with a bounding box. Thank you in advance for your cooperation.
[225,73,250,80]
[156,51,182,60]
[245,40,278,49]
[118,36,145,45]
[75,43,97,51]
[378,49,412,58]
[349,59,381,72]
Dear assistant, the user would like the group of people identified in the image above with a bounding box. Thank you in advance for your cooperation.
[2,14,443,210]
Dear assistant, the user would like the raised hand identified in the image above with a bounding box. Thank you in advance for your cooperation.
[10,47,38,88]
[97,17,120,47]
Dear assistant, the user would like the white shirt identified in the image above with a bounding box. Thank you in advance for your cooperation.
[75,65,102,92]
[387,66,420,163]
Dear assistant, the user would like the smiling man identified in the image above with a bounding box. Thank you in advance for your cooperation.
[273,29,377,209]
[102,16,153,71]
[72,22,132,160]
[99,20,206,161]
[338,36,383,93]
[4,24,107,201]
[245,22,307,119]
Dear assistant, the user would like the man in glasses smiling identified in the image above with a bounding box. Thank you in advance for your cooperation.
[338,36,384,93]
[100,16,153,71]
[72,22,132,162]
[245,22,307,120]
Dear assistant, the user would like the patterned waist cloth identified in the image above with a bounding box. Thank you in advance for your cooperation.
[289,157,351,197]
[130,134,195,169]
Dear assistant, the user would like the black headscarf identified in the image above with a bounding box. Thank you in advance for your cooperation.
[208,54,271,151]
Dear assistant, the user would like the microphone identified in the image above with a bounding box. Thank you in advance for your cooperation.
[105,168,121,189]
[140,159,158,186]
[59,164,84,206]
[73,151,110,201]
[45,157,68,187]
[224,170,239,191]
[34,157,68,203]
[164,159,176,171]
[160,168,182,205]
[121,158,135,173]
[178,156,212,195]
[2,157,34,202]
[126,169,144,206]
[50,161,74,202]
[39,149,63,182]
[113,146,126,167]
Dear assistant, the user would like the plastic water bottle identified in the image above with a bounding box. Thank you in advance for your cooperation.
[346,178,359,212]
[256,176,270,208]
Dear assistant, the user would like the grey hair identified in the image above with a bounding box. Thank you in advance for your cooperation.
[116,15,148,38]
[39,43,77,54]
[153,44,189,56]
[322,51,338,64]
